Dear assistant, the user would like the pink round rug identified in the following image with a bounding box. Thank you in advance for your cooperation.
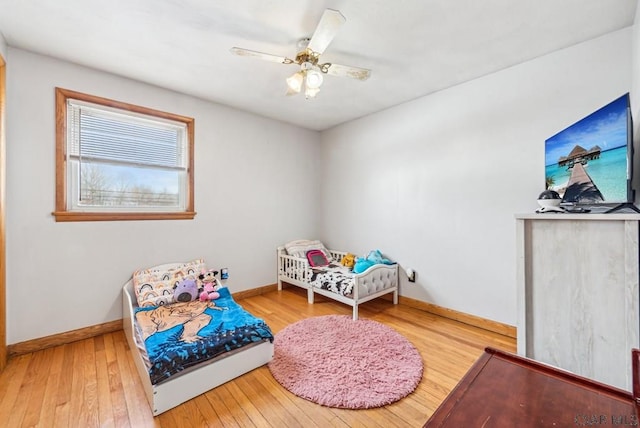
[268,315,423,409]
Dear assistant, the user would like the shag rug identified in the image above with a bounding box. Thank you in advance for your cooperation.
[268,315,423,409]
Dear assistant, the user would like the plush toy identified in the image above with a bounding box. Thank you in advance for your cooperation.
[199,269,219,285]
[198,269,221,302]
[341,253,356,269]
[199,282,220,302]
[173,278,199,303]
[353,250,394,274]
[367,249,392,265]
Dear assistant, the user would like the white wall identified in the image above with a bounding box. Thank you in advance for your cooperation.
[5,48,321,344]
[0,32,6,60]
[320,28,632,326]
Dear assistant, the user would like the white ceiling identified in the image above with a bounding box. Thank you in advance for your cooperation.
[0,0,637,131]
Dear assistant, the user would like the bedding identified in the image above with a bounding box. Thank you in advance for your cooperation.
[134,286,273,385]
[133,258,206,307]
[309,263,356,296]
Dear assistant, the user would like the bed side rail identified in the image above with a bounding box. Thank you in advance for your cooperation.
[277,246,350,289]
[329,250,347,263]
[122,280,138,346]
[277,248,313,284]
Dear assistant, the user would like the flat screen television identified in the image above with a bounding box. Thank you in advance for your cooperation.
[544,93,636,212]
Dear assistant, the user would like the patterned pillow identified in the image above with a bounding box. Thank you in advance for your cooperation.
[133,259,206,307]
[284,239,333,262]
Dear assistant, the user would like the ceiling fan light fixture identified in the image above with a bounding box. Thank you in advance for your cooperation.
[304,86,320,99]
[286,63,324,99]
[286,71,304,94]
[305,68,324,89]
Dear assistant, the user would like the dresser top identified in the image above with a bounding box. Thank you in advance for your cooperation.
[516,212,640,220]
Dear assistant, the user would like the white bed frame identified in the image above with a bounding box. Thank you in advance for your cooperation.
[277,247,399,320]
[122,267,274,416]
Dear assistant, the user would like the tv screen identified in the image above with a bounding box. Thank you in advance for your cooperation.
[544,93,633,207]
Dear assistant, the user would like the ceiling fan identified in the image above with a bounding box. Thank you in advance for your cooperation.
[230,9,371,99]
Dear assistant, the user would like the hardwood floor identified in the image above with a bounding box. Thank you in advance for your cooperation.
[0,286,516,427]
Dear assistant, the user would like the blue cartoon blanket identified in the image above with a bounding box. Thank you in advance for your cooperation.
[134,287,273,385]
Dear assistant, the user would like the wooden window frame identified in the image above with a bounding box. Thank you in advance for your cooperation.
[54,88,196,222]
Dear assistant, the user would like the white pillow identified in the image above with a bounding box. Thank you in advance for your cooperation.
[132,259,206,307]
[284,240,333,262]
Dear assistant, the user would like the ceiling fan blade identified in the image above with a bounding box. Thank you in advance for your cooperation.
[325,63,371,81]
[230,47,294,65]
[307,9,346,54]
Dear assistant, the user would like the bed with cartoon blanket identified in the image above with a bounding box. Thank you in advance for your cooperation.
[123,262,274,416]
[134,286,273,385]
[277,240,399,320]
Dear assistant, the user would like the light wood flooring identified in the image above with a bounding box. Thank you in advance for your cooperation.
[0,286,516,427]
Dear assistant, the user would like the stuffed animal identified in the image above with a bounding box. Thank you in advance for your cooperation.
[199,269,219,285]
[198,269,221,302]
[199,282,220,302]
[353,250,394,274]
[341,253,356,269]
[173,278,199,303]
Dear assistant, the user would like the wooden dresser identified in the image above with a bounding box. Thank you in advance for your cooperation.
[515,213,640,391]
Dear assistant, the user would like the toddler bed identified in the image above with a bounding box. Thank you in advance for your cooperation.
[277,240,398,320]
[122,261,274,416]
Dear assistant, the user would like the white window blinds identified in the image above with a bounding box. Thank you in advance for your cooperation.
[66,100,187,170]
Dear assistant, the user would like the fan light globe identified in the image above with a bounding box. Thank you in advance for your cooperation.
[286,72,304,94]
[305,86,320,99]
[305,69,323,89]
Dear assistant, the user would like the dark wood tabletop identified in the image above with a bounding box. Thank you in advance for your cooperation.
[424,347,640,427]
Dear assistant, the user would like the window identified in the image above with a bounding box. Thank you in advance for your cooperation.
[54,88,195,221]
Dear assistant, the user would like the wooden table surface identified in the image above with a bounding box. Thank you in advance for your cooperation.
[424,347,640,427]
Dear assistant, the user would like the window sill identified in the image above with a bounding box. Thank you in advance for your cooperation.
[52,211,197,222]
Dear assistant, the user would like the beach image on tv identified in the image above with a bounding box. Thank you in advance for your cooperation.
[545,94,630,204]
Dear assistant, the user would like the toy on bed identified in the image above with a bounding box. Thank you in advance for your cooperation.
[353,249,394,274]
[277,240,398,320]
[173,278,199,303]
[123,259,274,415]
[198,269,221,302]
[341,252,356,270]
